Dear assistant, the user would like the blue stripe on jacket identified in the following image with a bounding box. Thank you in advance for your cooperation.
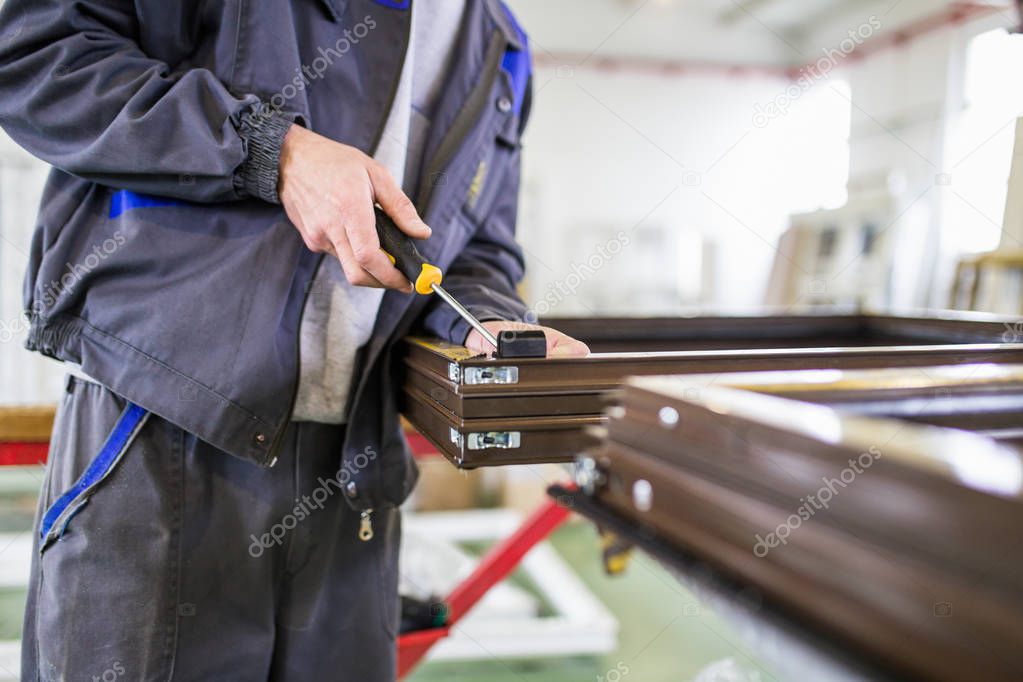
[109,190,183,219]
[499,3,530,115]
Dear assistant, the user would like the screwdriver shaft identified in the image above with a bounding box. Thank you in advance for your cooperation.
[431,283,499,350]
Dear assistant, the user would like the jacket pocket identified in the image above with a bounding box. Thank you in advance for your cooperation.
[39,400,149,553]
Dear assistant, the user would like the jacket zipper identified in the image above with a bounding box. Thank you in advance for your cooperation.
[263,252,325,468]
[263,4,415,482]
[415,31,507,215]
[361,30,508,533]
[275,13,508,543]
[359,510,375,541]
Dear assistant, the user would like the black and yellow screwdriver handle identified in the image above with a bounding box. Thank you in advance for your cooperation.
[374,206,443,295]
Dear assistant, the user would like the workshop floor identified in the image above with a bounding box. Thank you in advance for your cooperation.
[0,467,779,681]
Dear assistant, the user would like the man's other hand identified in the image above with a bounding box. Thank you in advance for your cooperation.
[465,321,591,358]
[278,125,430,292]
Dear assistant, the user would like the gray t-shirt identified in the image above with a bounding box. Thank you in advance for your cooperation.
[292,0,467,423]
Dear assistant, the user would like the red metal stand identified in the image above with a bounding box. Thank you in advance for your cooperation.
[397,627,452,678]
[397,487,575,678]
[444,491,574,623]
[397,428,577,677]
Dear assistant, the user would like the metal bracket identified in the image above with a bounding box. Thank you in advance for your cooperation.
[462,366,519,385]
[466,431,521,450]
[574,457,605,496]
[447,363,461,382]
[449,428,466,465]
[600,529,634,576]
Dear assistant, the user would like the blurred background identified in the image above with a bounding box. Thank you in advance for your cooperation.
[1,0,1022,680]
[6,0,1023,402]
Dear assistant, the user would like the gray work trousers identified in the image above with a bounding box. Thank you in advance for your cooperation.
[23,375,400,681]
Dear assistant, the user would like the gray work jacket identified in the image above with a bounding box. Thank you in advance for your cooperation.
[0,0,532,511]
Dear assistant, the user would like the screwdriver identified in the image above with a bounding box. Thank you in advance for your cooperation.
[374,206,500,350]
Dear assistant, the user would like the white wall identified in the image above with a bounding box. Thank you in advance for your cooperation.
[0,134,59,405]
[517,64,850,316]
[844,29,955,310]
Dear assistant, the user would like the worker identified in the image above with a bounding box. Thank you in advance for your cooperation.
[0,0,589,679]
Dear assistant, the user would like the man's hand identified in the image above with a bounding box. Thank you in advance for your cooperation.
[278,125,430,291]
[465,321,590,358]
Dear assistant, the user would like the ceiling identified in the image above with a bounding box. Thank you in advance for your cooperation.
[505,0,1019,68]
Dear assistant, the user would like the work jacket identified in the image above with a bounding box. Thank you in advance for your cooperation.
[0,0,532,511]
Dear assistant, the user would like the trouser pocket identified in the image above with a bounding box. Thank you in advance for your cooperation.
[26,376,184,682]
[38,398,148,552]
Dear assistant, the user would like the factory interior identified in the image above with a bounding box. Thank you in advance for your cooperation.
[1,0,1023,680]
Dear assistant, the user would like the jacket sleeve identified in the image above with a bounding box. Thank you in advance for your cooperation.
[0,0,293,204]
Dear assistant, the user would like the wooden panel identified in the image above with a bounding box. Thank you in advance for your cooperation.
[570,364,1023,681]
[401,312,1023,467]
[0,405,55,442]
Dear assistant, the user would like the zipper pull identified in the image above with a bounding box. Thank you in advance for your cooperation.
[359,510,374,542]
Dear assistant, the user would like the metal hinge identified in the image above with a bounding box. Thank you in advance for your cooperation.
[467,431,521,450]
[462,366,519,385]
[448,364,520,385]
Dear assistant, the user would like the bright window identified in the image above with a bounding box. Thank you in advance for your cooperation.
[945,28,1023,254]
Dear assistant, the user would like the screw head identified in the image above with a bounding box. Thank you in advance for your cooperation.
[658,406,679,427]
[632,479,653,512]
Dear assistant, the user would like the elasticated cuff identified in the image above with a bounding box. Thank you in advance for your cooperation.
[234,106,296,204]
